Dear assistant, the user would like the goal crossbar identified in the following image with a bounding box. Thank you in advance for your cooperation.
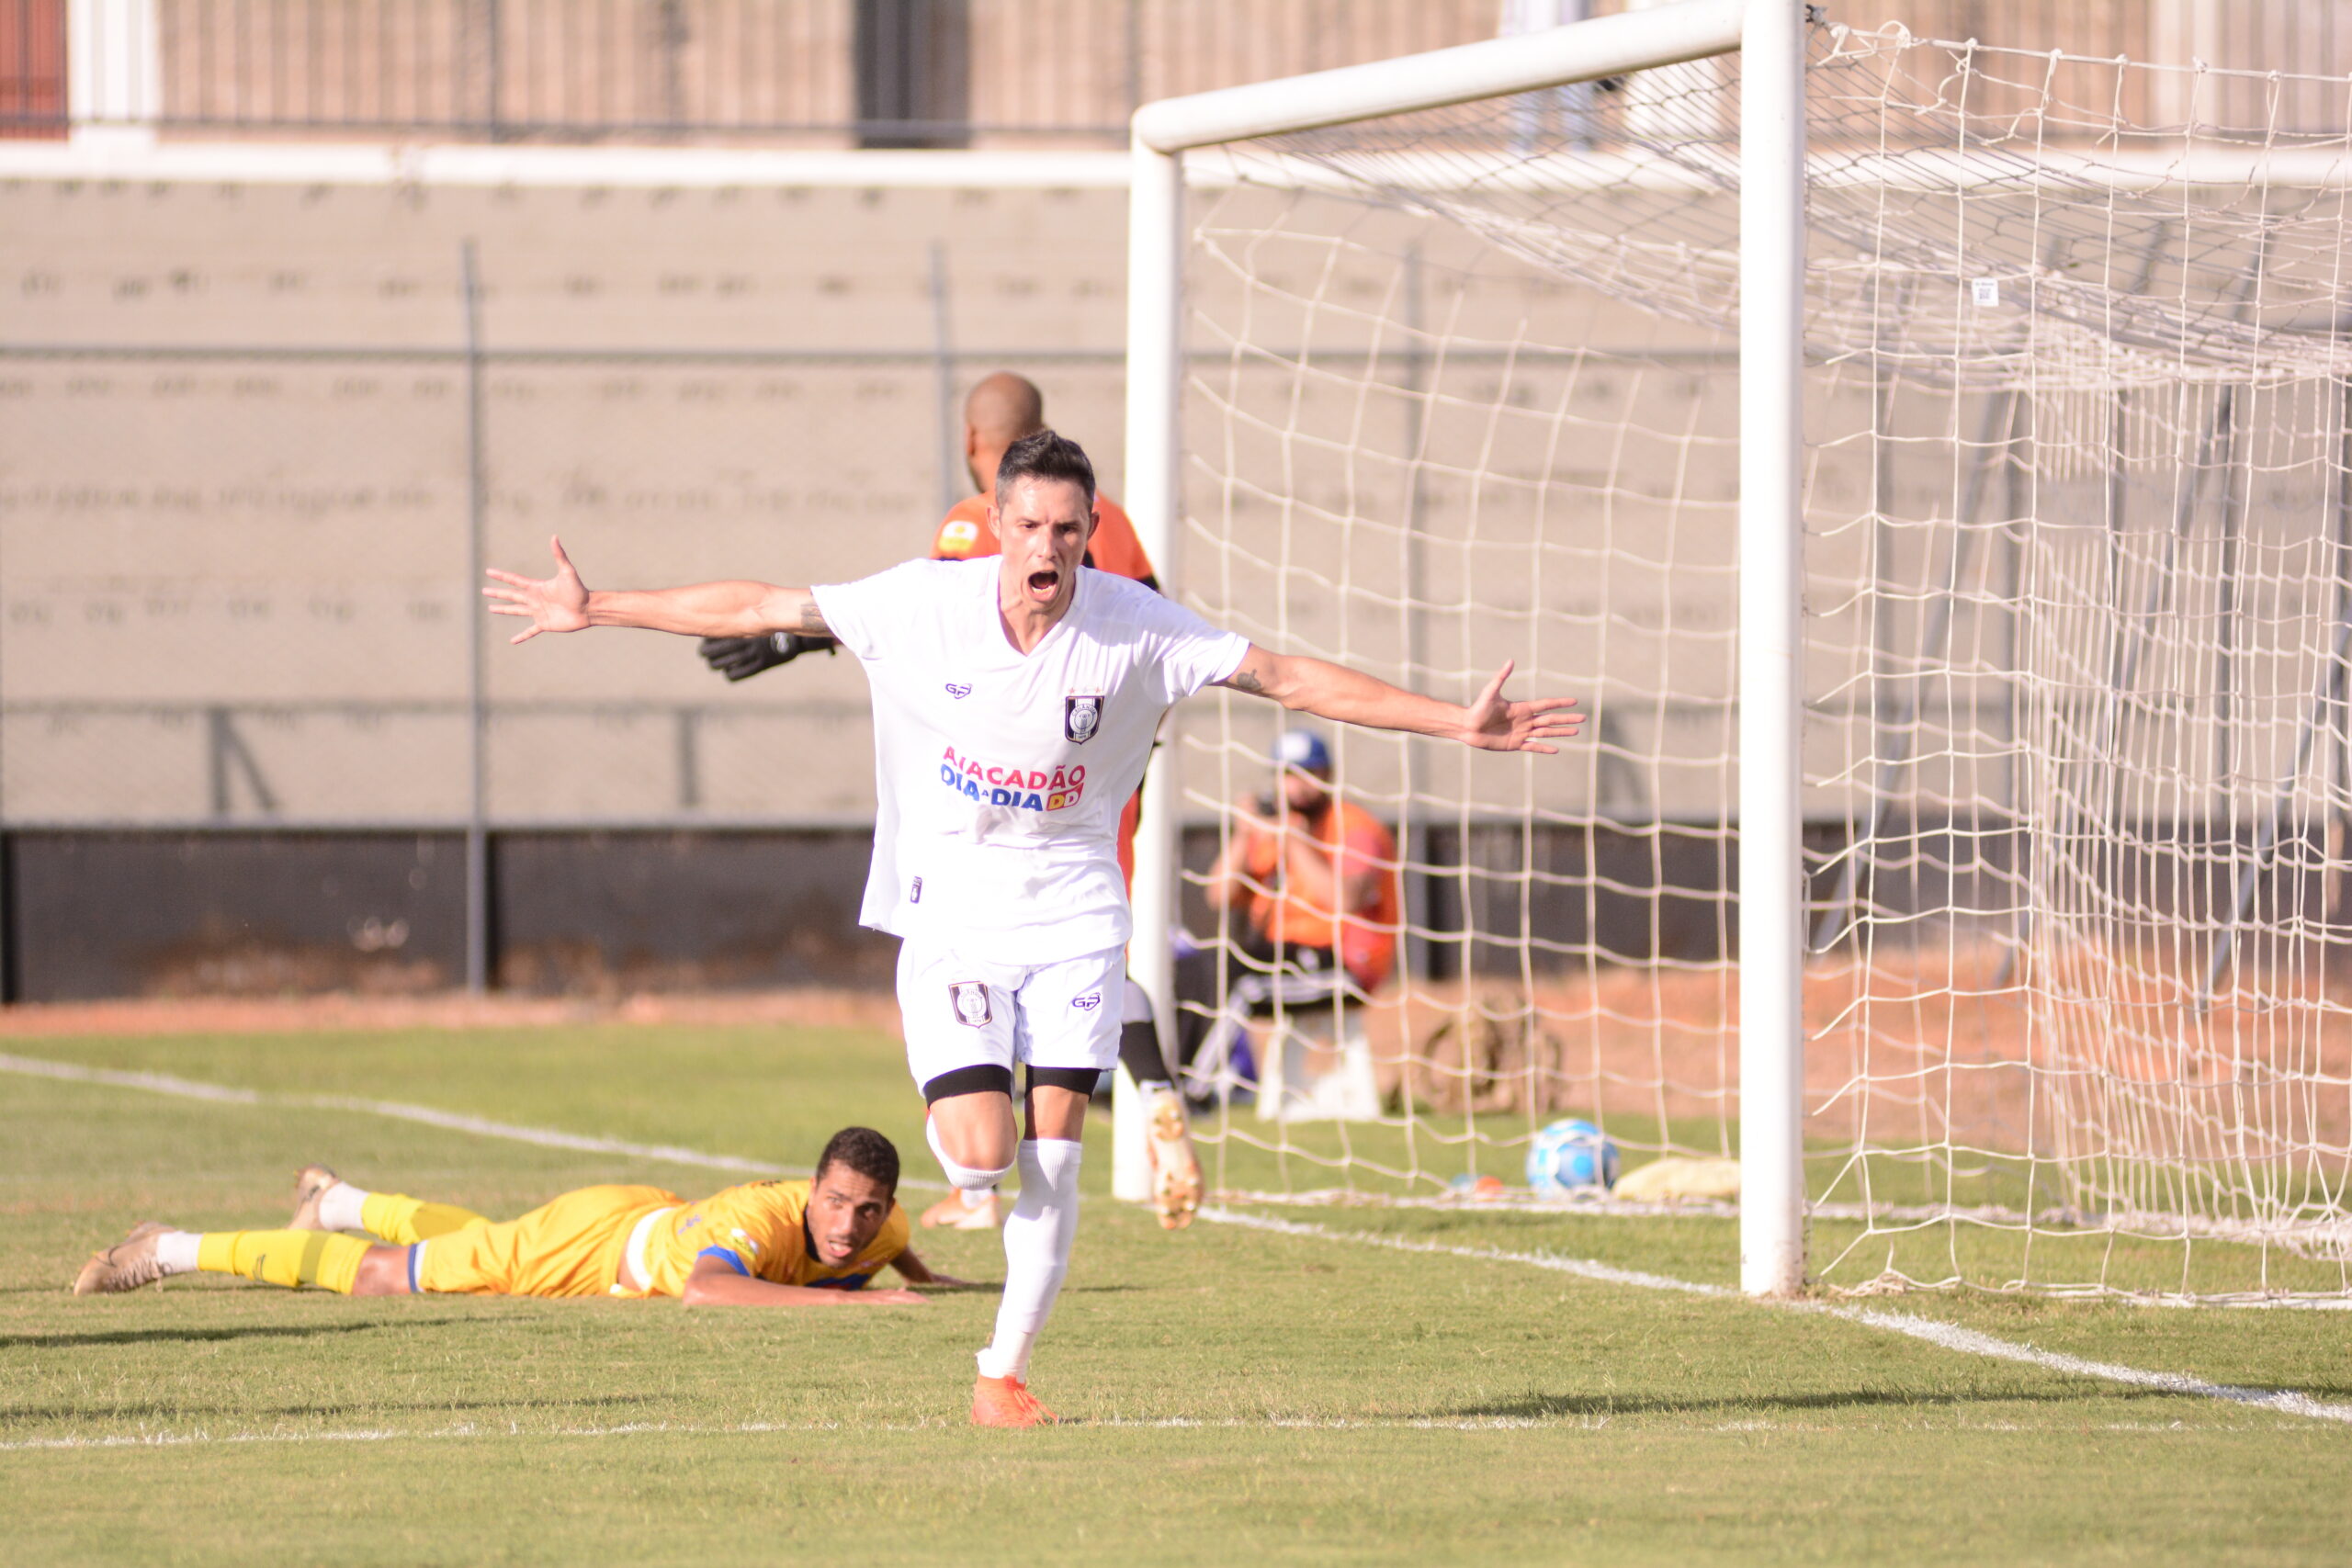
[1129,0,1746,153]
[1117,0,1809,1298]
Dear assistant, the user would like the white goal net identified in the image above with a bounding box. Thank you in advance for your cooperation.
[1164,19,2352,1301]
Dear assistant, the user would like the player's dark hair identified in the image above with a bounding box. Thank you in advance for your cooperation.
[994,428,1096,507]
[814,1125,900,1195]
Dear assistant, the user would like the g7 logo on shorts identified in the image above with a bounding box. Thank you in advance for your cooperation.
[949,982,992,1028]
[1072,992,1102,1011]
[944,683,972,699]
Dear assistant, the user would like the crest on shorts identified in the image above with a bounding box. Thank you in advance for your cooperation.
[1064,694,1103,744]
[949,981,992,1028]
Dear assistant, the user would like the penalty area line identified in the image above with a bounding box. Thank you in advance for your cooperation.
[1197,1206,2352,1427]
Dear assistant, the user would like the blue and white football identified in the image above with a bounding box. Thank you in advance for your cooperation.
[1525,1118,1620,1195]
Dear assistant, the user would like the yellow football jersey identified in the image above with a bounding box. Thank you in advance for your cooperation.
[636,1179,910,1297]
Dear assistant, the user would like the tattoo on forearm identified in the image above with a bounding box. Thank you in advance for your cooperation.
[797,601,829,635]
[1225,668,1265,695]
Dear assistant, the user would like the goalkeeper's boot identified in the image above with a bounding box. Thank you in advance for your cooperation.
[73,1222,172,1296]
[1146,1088,1203,1231]
[970,1373,1058,1428]
[288,1164,340,1231]
[919,1189,1001,1231]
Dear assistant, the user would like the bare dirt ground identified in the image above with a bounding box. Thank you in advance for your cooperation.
[8,941,2343,1163]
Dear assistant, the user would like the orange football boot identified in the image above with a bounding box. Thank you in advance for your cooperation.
[971,1373,1059,1427]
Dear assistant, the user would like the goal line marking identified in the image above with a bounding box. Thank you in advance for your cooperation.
[7,1048,2340,1423]
[1196,1208,2352,1427]
[0,1049,946,1188]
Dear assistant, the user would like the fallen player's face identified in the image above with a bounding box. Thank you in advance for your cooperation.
[994,476,1096,615]
[807,1164,896,1265]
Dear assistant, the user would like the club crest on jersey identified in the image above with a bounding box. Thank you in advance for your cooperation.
[944,682,972,699]
[1072,991,1102,1011]
[949,982,992,1028]
[1064,694,1104,744]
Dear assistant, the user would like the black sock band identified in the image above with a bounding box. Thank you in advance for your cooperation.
[922,1064,1015,1104]
[1026,1066,1105,1097]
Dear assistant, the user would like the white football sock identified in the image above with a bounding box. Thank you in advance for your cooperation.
[976,1138,1082,1382]
[927,1114,1015,1193]
[317,1180,371,1235]
[959,1186,995,1211]
[153,1230,202,1276]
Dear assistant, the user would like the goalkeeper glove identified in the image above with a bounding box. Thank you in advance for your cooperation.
[697,631,836,682]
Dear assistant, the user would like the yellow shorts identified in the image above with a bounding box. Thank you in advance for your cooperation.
[412,1184,683,1298]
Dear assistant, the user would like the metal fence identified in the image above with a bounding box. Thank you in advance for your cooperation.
[0,169,1153,992]
[14,1,2352,145]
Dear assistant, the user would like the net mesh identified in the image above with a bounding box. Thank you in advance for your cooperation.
[1168,19,2352,1300]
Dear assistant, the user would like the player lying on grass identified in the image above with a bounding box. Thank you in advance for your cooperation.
[483,430,1582,1427]
[74,1125,960,1305]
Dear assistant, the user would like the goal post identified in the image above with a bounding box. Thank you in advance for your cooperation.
[1115,0,1806,1296]
[1118,4,2352,1303]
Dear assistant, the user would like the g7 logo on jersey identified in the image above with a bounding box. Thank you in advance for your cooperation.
[949,982,992,1028]
[944,683,972,699]
[1072,992,1102,1011]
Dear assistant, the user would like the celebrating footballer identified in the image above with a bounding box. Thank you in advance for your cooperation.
[481,429,1584,1427]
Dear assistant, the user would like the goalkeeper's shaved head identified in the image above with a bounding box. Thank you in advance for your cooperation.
[965,371,1046,446]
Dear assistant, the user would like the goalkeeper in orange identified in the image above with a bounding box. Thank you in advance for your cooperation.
[72,1125,962,1306]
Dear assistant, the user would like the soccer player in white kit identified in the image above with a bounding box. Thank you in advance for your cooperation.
[485,431,1584,1427]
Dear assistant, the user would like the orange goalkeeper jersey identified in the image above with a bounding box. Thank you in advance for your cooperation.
[931,491,1157,586]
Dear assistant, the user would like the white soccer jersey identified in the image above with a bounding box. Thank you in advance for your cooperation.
[814,558,1250,965]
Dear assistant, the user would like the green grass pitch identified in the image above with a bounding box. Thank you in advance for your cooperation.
[3,1022,2347,1565]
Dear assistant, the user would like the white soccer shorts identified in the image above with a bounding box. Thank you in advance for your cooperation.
[896,937,1125,1089]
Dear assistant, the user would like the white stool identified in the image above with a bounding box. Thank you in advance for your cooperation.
[1256,1008,1381,1122]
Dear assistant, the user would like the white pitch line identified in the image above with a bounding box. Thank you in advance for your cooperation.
[303,1095,796,1179]
[0,1051,263,1105]
[0,1051,935,1188]
[9,1048,2342,1424]
[1826,1306,2352,1423]
[1196,1206,2352,1427]
[1198,1204,1733,1298]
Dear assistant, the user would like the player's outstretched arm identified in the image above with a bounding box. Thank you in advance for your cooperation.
[483,536,829,645]
[888,1247,975,1289]
[1216,646,1583,754]
[677,1255,926,1307]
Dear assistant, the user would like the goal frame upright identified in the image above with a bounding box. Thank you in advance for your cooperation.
[1116,0,1809,1299]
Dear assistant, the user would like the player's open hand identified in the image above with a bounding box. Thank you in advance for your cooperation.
[1460,660,1584,753]
[483,536,591,643]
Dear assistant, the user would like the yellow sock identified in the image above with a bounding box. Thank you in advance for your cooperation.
[196,1230,370,1294]
[359,1192,488,1245]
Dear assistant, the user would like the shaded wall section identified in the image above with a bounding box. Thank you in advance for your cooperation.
[1,829,896,1001]
[10,818,2290,1002]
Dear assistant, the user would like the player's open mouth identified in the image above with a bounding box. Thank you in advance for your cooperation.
[1025,568,1061,598]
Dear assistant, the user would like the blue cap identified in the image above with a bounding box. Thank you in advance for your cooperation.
[1274,729,1331,773]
